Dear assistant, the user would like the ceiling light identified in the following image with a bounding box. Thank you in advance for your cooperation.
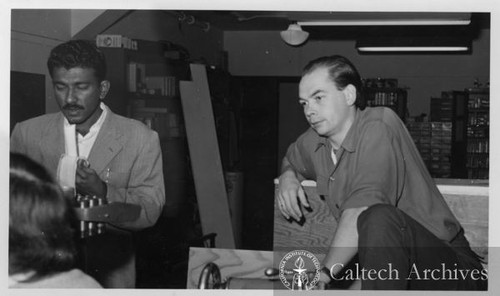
[298,19,471,26]
[280,24,309,46]
[356,37,471,53]
[296,12,471,26]
[358,46,469,52]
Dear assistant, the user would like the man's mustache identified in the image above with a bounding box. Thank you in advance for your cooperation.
[63,104,84,110]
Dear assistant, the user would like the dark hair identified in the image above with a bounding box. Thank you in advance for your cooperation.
[9,153,77,280]
[47,39,107,82]
[302,55,366,110]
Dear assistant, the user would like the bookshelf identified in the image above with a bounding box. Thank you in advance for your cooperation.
[429,91,468,178]
[364,86,408,121]
[423,88,489,180]
[465,88,489,179]
[100,40,191,217]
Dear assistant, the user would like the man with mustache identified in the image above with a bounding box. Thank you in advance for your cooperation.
[10,40,165,288]
[276,55,486,290]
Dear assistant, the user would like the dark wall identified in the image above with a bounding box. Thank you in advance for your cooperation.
[233,76,279,251]
[278,80,309,165]
[10,71,45,131]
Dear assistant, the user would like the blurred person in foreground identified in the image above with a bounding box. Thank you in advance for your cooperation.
[9,152,102,288]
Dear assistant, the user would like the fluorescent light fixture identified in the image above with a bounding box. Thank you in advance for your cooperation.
[296,12,471,26]
[358,46,469,52]
[356,36,470,52]
[298,19,471,26]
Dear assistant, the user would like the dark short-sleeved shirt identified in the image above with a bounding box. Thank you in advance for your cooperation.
[285,107,461,242]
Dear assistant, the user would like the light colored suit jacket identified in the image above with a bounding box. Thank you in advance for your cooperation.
[10,109,165,230]
[11,109,166,287]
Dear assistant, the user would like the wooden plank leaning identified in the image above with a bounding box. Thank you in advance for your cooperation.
[180,64,235,249]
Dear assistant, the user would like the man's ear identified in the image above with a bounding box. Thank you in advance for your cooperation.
[99,80,111,100]
[344,84,357,106]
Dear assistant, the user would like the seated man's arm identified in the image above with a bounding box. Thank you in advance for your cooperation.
[277,129,318,222]
[277,156,309,221]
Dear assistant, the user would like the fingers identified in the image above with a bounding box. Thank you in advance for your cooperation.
[77,161,93,173]
[277,188,293,220]
[76,164,98,179]
[74,160,106,198]
[76,167,87,181]
[77,158,90,168]
[288,191,303,221]
[276,196,290,220]
[277,171,307,222]
[278,187,303,222]
[297,186,310,208]
[282,191,295,220]
[75,166,99,192]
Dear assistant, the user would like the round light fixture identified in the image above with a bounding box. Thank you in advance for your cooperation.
[280,24,309,46]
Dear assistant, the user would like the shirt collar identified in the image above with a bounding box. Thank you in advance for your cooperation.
[84,102,108,139]
[314,108,361,153]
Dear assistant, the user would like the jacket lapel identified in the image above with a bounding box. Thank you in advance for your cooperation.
[87,111,123,175]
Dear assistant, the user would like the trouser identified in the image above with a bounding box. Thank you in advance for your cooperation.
[355,204,487,290]
[78,227,136,288]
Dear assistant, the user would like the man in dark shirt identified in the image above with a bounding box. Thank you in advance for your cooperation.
[277,55,486,290]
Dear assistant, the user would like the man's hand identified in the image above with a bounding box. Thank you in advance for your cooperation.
[76,160,107,198]
[313,281,328,290]
[277,169,310,221]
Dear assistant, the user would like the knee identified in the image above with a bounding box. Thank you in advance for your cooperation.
[357,204,402,235]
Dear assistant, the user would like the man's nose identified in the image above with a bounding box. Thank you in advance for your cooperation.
[65,88,77,104]
[304,103,316,117]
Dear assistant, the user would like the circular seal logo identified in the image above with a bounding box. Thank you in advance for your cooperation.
[279,250,321,290]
